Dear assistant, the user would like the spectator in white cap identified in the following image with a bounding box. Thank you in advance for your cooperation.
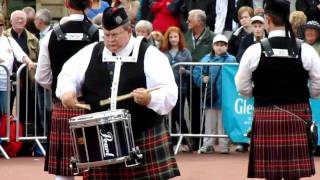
[193,34,236,154]
[237,15,267,61]
[304,20,320,56]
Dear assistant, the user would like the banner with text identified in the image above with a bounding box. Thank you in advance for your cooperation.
[221,64,320,144]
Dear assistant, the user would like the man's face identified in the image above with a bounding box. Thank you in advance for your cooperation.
[11,12,27,30]
[103,25,131,53]
[187,13,199,30]
[135,27,149,38]
[252,22,264,39]
[34,16,42,31]
[304,28,320,45]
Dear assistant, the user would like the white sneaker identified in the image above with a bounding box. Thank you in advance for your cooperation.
[179,144,190,152]
[197,146,214,154]
[235,144,248,152]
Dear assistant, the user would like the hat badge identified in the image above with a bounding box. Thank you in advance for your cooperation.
[115,16,123,25]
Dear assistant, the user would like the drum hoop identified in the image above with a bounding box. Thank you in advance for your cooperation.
[69,117,130,128]
[75,156,129,169]
[69,109,131,128]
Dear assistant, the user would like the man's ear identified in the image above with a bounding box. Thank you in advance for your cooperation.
[64,0,70,9]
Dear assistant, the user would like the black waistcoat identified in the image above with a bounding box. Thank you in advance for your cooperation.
[82,41,162,135]
[252,37,310,107]
[48,21,99,97]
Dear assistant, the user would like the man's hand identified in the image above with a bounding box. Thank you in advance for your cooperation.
[254,7,264,15]
[23,56,36,69]
[60,92,79,108]
[179,66,186,74]
[203,76,209,84]
[28,62,36,69]
[131,88,151,106]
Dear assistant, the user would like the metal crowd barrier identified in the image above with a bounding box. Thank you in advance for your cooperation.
[1,61,240,158]
[170,62,238,155]
[0,65,11,159]
[15,64,50,156]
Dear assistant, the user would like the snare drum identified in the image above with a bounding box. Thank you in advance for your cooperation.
[69,109,142,173]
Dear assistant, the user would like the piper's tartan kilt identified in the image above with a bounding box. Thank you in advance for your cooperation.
[83,122,180,180]
[45,100,85,176]
[248,103,315,179]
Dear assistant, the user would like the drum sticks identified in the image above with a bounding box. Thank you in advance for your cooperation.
[74,87,161,110]
[99,87,161,106]
[75,103,91,110]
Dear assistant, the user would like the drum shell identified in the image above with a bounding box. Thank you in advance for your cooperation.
[69,109,135,168]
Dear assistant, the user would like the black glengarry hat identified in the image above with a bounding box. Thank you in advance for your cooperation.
[69,0,90,10]
[102,7,129,30]
[264,0,290,18]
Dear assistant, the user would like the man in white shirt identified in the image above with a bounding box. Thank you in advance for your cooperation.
[34,0,100,179]
[235,0,320,179]
[56,7,180,180]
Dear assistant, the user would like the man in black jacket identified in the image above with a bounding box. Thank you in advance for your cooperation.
[296,0,320,21]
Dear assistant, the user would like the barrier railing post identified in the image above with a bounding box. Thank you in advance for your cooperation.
[15,64,47,156]
[15,63,25,142]
[0,65,11,159]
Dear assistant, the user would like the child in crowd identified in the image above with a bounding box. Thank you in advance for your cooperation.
[150,30,164,49]
[303,20,320,56]
[289,11,307,40]
[193,34,236,154]
[162,26,192,152]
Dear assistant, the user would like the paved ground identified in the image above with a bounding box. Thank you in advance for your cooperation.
[1,150,320,180]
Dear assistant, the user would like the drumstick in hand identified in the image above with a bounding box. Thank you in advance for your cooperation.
[75,103,91,110]
[99,87,161,106]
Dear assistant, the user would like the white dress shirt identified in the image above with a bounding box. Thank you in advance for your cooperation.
[56,36,178,115]
[0,36,27,91]
[214,0,228,34]
[35,14,104,90]
[39,25,51,40]
[235,30,320,99]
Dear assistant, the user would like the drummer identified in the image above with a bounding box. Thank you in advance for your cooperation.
[56,7,180,180]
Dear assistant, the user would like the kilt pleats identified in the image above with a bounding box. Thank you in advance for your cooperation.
[248,103,315,179]
[45,101,85,176]
[83,122,180,180]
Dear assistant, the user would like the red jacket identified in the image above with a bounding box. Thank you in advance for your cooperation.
[151,0,180,34]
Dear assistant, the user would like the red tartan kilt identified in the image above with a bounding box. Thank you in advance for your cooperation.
[83,122,180,180]
[45,101,85,176]
[248,103,315,179]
